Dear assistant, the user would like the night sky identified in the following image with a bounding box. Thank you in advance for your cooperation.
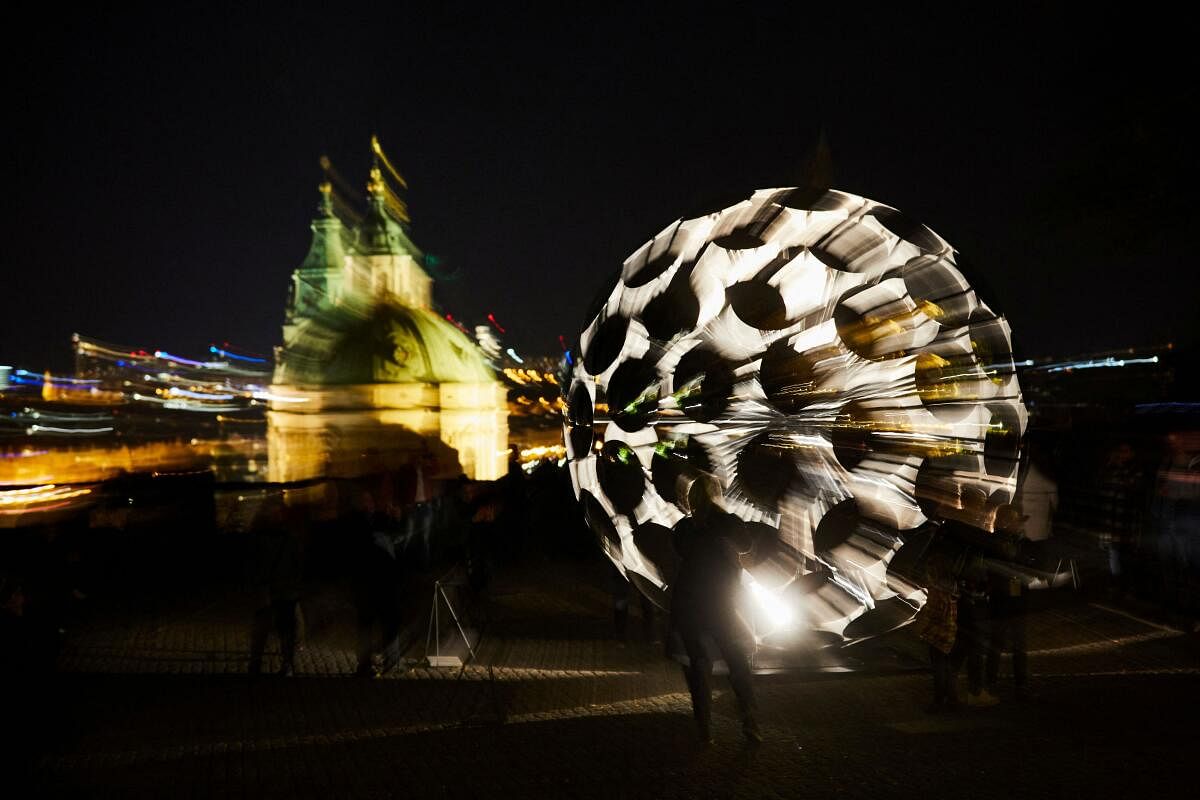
[5,7,1196,373]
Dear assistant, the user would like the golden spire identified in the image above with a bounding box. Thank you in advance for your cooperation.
[370,134,408,189]
[367,165,385,196]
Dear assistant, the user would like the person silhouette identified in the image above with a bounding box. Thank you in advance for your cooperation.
[248,498,303,677]
[985,504,1032,699]
[669,475,761,744]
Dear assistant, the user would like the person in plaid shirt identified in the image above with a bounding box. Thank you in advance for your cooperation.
[916,551,962,712]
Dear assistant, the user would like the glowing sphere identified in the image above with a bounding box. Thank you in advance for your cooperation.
[564,187,1027,645]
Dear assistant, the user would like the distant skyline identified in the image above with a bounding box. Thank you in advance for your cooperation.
[5,7,1196,372]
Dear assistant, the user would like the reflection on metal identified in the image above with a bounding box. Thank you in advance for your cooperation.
[566,187,1027,645]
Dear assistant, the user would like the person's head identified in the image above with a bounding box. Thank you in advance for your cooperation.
[1165,430,1200,458]
[1109,442,1135,465]
[924,551,952,586]
[683,473,722,521]
[348,487,375,519]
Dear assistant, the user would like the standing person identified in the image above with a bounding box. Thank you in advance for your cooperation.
[915,552,962,712]
[609,560,632,644]
[1019,438,1059,544]
[985,505,1032,699]
[1151,431,1200,613]
[499,445,528,561]
[937,488,998,708]
[405,446,439,571]
[958,547,999,707]
[347,491,402,677]
[609,565,662,645]
[465,480,501,594]
[670,476,761,745]
[344,488,373,676]
[248,498,304,677]
[1098,442,1144,598]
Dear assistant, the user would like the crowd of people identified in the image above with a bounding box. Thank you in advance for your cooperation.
[915,504,1035,712]
[3,424,1196,755]
[1091,431,1200,611]
[245,447,535,678]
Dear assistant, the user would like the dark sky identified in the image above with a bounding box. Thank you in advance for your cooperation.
[4,6,1196,372]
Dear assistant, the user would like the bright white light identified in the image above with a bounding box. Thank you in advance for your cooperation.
[742,571,795,630]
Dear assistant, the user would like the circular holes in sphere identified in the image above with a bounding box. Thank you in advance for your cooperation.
[606,358,661,433]
[597,440,647,517]
[583,315,629,376]
[673,347,734,422]
[736,432,801,511]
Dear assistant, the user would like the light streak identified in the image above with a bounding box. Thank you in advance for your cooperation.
[166,388,236,401]
[250,391,309,404]
[14,370,98,385]
[151,351,237,370]
[209,346,267,364]
[27,424,115,434]
[0,484,94,513]
[519,445,567,462]
[1033,356,1159,373]
[162,400,242,412]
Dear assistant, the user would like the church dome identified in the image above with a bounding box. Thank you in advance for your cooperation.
[277,300,495,386]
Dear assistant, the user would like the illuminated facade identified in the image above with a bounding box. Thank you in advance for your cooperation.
[270,157,507,483]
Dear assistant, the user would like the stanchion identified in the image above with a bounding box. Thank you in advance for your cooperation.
[424,567,478,668]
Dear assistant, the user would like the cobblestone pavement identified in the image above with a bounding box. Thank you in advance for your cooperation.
[28,558,1200,798]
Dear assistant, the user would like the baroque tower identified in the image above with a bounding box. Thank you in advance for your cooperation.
[281,143,432,350]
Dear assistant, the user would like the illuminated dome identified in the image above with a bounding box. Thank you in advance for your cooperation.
[277,300,496,386]
[565,186,1027,646]
[269,141,509,485]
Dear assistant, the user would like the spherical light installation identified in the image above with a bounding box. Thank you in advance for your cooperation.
[564,187,1027,644]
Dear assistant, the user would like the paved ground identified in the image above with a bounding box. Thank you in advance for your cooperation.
[25,556,1200,798]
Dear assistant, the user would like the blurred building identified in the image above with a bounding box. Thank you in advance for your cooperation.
[282,173,431,343]
[269,162,508,483]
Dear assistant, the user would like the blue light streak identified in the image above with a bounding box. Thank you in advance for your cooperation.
[209,346,267,364]
[1034,355,1159,373]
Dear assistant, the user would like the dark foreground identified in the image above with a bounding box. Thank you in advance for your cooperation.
[24,558,1200,799]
